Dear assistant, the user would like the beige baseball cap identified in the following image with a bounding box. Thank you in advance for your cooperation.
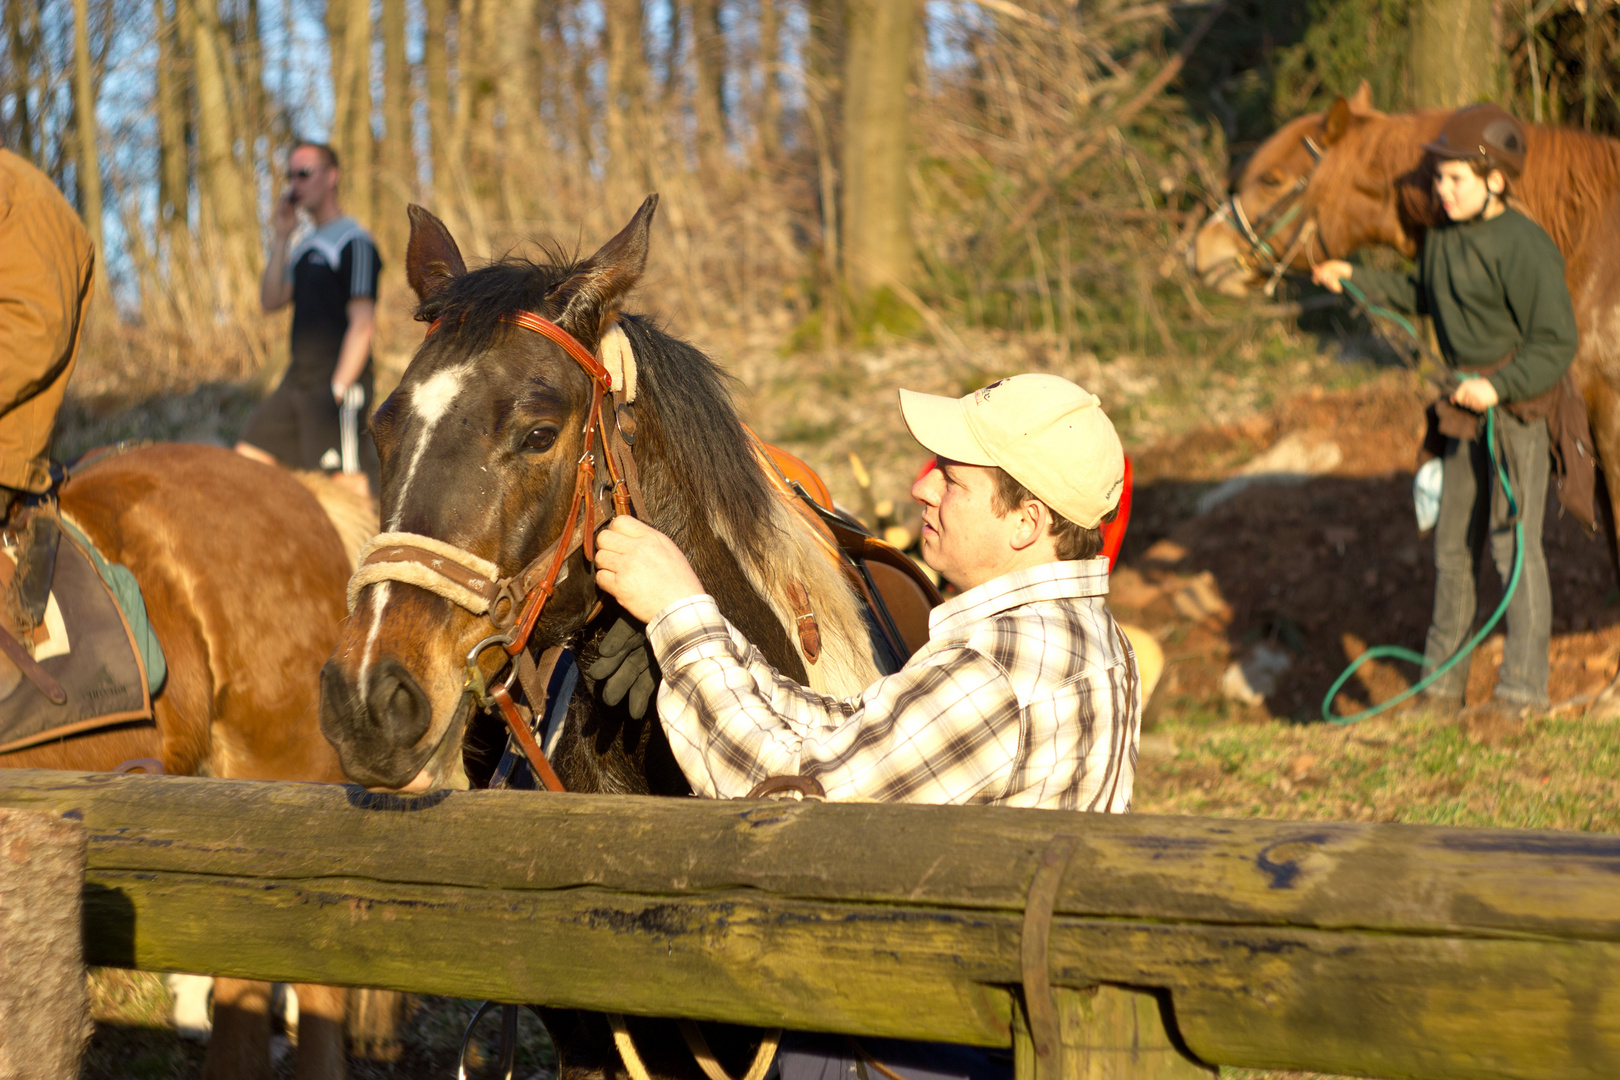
[899,374,1125,529]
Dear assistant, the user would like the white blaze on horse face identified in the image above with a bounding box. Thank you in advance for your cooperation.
[361,362,473,700]
[388,362,473,531]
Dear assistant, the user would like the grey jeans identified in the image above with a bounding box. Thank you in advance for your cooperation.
[1423,409,1552,706]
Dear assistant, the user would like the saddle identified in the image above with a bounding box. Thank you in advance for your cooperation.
[0,467,167,754]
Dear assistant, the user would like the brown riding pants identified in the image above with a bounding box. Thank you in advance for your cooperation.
[0,149,95,493]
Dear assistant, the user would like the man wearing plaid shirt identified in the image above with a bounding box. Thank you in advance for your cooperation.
[595,373,1139,811]
[596,373,1137,1080]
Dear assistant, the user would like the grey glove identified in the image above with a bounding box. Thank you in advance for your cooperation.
[585,617,657,719]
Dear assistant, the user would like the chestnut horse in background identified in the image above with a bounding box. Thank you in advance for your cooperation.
[1191,81,1620,701]
[1,443,372,1080]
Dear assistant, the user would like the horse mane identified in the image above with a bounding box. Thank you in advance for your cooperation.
[617,315,881,697]
[413,246,585,356]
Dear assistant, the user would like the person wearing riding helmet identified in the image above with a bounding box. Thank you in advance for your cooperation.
[1313,103,1577,724]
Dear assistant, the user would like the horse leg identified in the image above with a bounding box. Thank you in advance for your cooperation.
[205,978,274,1080]
[291,984,349,1080]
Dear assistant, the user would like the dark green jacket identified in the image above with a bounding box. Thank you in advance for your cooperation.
[1351,208,1577,403]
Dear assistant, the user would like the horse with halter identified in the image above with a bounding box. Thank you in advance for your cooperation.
[0,444,375,1080]
[1190,82,1620,703]
[320,196,890,1078]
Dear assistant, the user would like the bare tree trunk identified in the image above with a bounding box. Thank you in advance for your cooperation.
[691,0,727,173]
[240,0,268,194]
[187,0,258,303]
[840,0,915,298]
[494,0,541,222]
[71,0,104,262]
[154,0,189,231]
[380,0,412,253]
[604,0,647,208]
[329,0,374,226]
[757,0,781,164]
[5,0,40,161]
[424,0,452,212]
[1410,0,1497,109]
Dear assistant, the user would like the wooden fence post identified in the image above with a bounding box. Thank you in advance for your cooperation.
[1015,987,1214,1080]
[0,807,88,1080]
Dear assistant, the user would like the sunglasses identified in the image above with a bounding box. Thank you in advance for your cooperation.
[287,167,319,180]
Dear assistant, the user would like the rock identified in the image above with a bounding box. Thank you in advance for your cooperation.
[1196,432,1344,514]
[1220,643,1293,705]
[1108,567,1163,609]
[1142,539,1187,563]
[1171,571,1231,623]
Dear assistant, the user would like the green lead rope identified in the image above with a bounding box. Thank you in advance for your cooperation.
[1317,276,1523,723]
[1320,403,1523,723]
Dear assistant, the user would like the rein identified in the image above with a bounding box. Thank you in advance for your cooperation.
[347,311,649,792]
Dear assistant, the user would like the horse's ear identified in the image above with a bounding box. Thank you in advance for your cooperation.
[405,204,467,304]
[551,194,659,335]
[1323,96,1354,146]
[1347,80,1383,118]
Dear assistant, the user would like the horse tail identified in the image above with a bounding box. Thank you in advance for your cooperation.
[291,471,378,571]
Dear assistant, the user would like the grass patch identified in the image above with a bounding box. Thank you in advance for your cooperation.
[1137,706,1620,834]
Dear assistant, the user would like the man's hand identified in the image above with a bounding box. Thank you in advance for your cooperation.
[1451,377,1500,412]
[593,517,705,624]
[272,190,298,237]
[1311,260,1354,293]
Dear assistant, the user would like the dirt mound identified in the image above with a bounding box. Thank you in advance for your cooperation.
[1116,374,1619,721]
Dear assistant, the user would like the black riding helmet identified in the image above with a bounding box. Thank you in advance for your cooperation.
[1422,103,1527,179]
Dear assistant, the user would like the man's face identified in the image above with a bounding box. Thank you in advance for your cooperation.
[910,459,1018,592]
[287,147,337,208]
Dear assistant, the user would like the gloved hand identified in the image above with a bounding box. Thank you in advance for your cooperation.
[585,617,657,719]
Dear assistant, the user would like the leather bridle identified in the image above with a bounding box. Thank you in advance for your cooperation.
[1214,133,1327,296]
[347,311,648,792]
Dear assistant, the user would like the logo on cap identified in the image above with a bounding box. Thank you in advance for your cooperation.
[974,379,1008,406]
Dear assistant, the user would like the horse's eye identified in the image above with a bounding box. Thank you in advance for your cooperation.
[1260,172,1282,187]
[525,427,558,453]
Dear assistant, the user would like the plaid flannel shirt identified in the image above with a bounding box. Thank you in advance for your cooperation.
[646,557,1139,809]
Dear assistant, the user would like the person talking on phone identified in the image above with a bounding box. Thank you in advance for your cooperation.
[237,141,381,499]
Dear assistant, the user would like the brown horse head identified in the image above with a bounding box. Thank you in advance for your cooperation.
[1191,82,1444,296]
[320,199,658,790]
[321,200,882,793]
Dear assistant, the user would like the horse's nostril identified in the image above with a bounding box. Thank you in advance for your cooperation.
[366,658,432,747]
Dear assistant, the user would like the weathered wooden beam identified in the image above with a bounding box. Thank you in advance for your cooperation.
[0,807,87,1080]
[2,770,1618,1080]
[1013,990,1214,1080]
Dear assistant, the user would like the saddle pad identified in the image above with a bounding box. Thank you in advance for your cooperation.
[0,524,154,753]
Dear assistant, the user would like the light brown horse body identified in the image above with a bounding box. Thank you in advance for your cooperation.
[1192,85,1620,699]
[1,442,364,1080]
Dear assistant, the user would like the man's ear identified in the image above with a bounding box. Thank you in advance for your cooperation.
[1008,499,1048,552]
[1488,170,1507,195]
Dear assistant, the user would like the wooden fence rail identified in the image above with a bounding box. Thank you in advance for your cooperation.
[0,769,1617,1080]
